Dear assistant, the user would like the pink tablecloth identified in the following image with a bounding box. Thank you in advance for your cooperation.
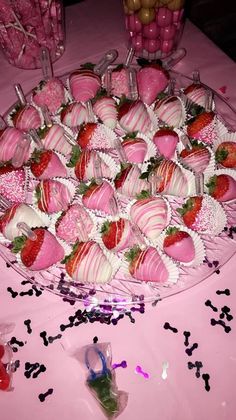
[0,1,236,419]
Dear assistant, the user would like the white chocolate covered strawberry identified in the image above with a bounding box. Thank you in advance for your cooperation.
[114,163,150,198]
[154,95,186,128]
[118,99,152,134]
[93,91,117,129]
[10,104,41,131]
[60,102,89,128]
[37,125,72,156]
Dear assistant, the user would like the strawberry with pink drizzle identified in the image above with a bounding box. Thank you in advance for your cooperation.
[67,147,112,182]
[184,83,208,108]
[30,149,67,180]
[55,204,94,244]
[33,78,66,114]
[163,227,195,263]
[10,104,41,131]
[69,66,101,102]
[35,179,72,214]
[137,63,169,106]
[125,245,169,283]
[179,141,211,174]
[12,227,64,271]
[122,133,148,164]
[114,163,150,198]
[153,128,179,159]
[37,125,72,156]
[130,191,169,242]
[64,241,112,284]
[0,203,47,241]
[154,95,186,128]
[60,102,89,128]
[0,164,27,203]
[101,218,137,252]
[118,98,152,134]
[80,180,118,216]
[0,127,30,163]
[93,92,117,129]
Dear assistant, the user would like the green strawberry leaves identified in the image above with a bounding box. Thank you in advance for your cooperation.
[12,235,27,253]
[67,146,81,168]
[125,245,141,262]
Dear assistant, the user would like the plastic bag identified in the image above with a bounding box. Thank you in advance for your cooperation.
[0,323,15,391]
[75,342,128,419]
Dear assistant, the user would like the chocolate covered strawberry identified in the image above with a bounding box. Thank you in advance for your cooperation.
[121,133,148,163]
[0,127,30,163]
[111,65,130,98]
[0,164,26,203]
[215,142,236,169]
[80,180,118,215]
[187,111,215,144]
[137,64,169,105]
[118,98,152,134]
[76,122,112,150]
[10,104,41,131]
[37,124,72,157]
[177,196,203,229]
[179,141,211,174]
[125,245,168,283]
[33,78,65,114]
[35,179,72,214]
[114,163,150,198]
[93,91,117,129]
[60,102,88,128]
[154,95,186,128]
[55,204,94,244]
[206,174,236,202]
[184,83,208,108]
[163,227,195,263]
[67,146,111,181]
[63,241,112,284]
[153,128,178,159]
[12,227,64,270]
[30,149,67,179]
[69,66,101,102]
[101,218,136,252]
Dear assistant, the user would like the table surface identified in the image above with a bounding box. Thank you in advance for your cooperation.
[0,1,236,419]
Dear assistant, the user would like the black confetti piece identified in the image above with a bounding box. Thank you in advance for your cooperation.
[38,388,53,402]
[205,300,218,312]
[93,336,98,343]
[202,373,210,392]
[9,337,24,352]
[216,289,230,296]
[183,331,191,347]
[39,331,48,347]
[163,322,178,333]
[24,362,40,378]
[24,319,32,334]
[185,343,198,356]
[188,361,203,378]
[32,365,46,378]
[19,289,34,297]
[7,287,18,298]
[48,334,62,344]
[219,306,233,322]
[211,318,231,333]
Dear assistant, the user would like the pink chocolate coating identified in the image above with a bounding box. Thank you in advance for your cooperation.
[33,78,65,114]
[122,138,147,163]
[56,204,94,243]
[217,175,236,202]
[164,236,195,263]
[82,181,117,215]
[61,102,88,128]
[13,105,41,131]
[30,230,64,271]
[69,70,101,102]
[133,247,168,283]
[36,152,67,180]
[153,131,178,159]
[0,127,30,162]
[41,124,72,156]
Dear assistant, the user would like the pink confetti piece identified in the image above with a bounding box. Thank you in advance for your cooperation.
[135,365,149,379]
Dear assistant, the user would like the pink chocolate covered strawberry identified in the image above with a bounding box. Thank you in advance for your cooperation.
[153,128,179,159]
[110,65,130,98]
[37,125,72,157]
[118,98,152,134]
[206,174,236,202]
[0,164,27,203]
[64,241,112,284]
[163,227,195,263]
[12,227,64,271]
[33,78,65,114]
[125,245,169,283]
[55,204,94,244]
[67,147,111,182]
[93,93,117,129]
[137,63,169,106]
[0,127,30,163]
[35,179,72,214]
[80,180,118,216]
[10,104,41,131]
[179,141,211,174]
[154,95,186,128]
[69,66,101,102]
[121,133,148,163]
[114,163,150,198]
[60,102,89,128]
[30,149,67,180]
[101,218,137,252]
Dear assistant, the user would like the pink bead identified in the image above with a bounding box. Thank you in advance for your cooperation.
[161,39,174,54]
[131,34,143,52]
[156,7,173,28]
[127,13,143,32]
[142,21,160,39]
[160,24,176,41]
[173,8,184,23]
[143,37,160,53]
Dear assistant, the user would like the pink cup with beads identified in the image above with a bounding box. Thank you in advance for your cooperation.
[123,0,185,59]
[0,0,65,69]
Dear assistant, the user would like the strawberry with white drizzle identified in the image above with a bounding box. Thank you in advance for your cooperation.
[37,125,72,156]
[114,163,150,198]
[80,180,118,216]
[121,132,148,164]
[101,218,137,252]
[179,141,211,174]
[125,245,169,283]
[60,102,89,128]
[30,149,67,180]
[64,241,112,284]
[130,191,168,242]
[183,83,208,108]
[67,146,112,181]
[10,104,41,131]
[93,91,117,129]
[163,227,195,263]
[55,204,94,244]
[153,128,179,159]
[32,78,66,114]
[0,164,27,204]
[35,179,72,214]
[118,98,152,134]
[69,66,101,102]
[154,95,186,128]
[0,203,47,241]
[0,127,30,163]
[141,157,189,197]
[137,63,169,106]
[12,227,64,271]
